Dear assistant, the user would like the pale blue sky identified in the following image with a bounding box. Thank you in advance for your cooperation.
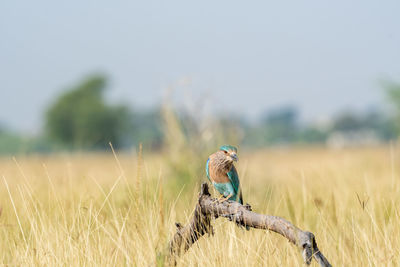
[1,1,399,133]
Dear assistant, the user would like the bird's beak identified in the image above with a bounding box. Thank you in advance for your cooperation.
[230,152,238,162]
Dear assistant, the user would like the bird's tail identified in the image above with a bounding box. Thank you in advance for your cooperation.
[239,191,243,205]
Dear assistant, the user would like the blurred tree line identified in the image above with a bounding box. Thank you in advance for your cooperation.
[0,75,399,154]
[243,106,396,147]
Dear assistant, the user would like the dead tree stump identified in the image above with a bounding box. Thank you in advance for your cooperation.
[168,183,331,267]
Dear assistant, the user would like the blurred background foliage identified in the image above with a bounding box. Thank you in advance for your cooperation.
[0,74,399,156]
[45,75,132,150]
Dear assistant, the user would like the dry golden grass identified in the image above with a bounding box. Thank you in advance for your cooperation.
[0,146,399,266]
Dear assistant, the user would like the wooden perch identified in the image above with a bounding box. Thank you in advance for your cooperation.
[168,183,331,267]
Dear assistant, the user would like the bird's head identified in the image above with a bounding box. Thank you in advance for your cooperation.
[219,145,238,162]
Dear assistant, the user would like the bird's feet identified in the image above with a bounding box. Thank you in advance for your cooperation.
[218,194,232,203]
[212,196,222,203]
[212,195,224,203]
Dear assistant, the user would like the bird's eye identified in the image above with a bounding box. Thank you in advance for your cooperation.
[223,150,228,154]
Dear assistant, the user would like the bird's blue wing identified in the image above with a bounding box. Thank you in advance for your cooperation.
[227,166,240,197]
[205,158,211,182]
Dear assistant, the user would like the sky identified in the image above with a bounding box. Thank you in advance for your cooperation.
[1,0,400,133]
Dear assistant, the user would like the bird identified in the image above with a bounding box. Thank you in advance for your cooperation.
[205,145,243,204]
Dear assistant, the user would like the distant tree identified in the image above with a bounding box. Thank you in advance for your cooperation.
[362,110,397,140]
[297,126,328,144]
[131,109,163,149]
[330,108,397,141]
[45,75,132,149]
[386,81,400,110]
[261,106,298,144]
[0,126,24,154]
[385,81,400,136]
[331,111,364,132]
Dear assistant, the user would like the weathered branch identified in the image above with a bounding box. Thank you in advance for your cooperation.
[168,183,331,267]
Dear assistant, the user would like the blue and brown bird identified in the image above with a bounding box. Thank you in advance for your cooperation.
[206,145,243,204]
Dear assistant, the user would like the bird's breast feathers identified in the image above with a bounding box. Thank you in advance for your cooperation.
[208,155,231,183]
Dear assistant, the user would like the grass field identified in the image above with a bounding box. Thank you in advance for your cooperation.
[0,146,399,266]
